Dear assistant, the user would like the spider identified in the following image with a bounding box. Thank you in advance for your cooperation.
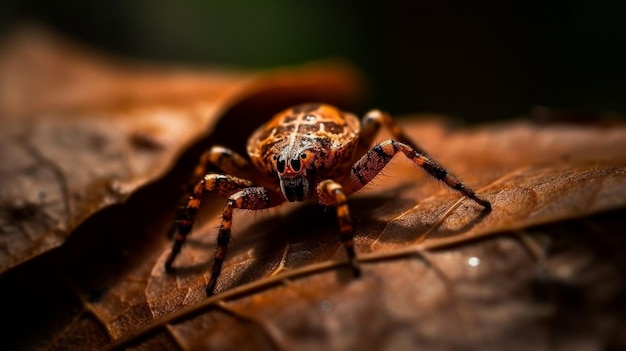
[165,103,491,295]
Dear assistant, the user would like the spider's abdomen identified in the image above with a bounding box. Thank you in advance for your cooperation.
[247,103,361,180]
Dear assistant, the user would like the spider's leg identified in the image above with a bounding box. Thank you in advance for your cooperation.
[193,146,255,184]
[317,179,361,278]
[167,146,258,240]
[207,186,283,295]
[358,109,427,155]
[165,174,254,272]
[350,139,491,210]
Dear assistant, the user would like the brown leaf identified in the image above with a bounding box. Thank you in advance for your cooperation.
[132,120,626,351]
[3,28,626,351]
[0,27,362,273]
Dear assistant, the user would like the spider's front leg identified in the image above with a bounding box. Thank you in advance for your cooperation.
[317,180,361,277]
[206,187,284,295]
[350,139,491,210]
[165,174,254,272]
[166,171,283,295]
[355,109,490,209]
[168,146,260,239]
[357,109,427,156]
[193,146,253,180]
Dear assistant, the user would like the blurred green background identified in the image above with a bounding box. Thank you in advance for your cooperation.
[1,0,625,121]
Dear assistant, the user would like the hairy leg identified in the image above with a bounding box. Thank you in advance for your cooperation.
[357,109,427,156]
[350,139,491,209]
[193,146,255,183]
[207,186,283,295]
[317,179,361,277]
[165,174,254,272]
[167,146,260,239]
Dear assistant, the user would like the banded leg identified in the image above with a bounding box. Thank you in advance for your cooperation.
[168,146,258,239]
[317,179,361,277]
[165,174,254,272]
[193,146,254,182]
[350,139,491,210]
[207,186,283,295]
[358,109,427,155]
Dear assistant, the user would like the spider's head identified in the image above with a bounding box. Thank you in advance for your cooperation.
[273,149,315,202]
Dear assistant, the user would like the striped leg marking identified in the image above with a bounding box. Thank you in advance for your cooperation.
[350,139,491,210]
[317,179,361,277]
[165,174,253,273]
[193,146,253,183]
[207,186,278,295]
[358,109,427,156]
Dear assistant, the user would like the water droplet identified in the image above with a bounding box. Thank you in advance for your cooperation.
[467,256,480,267]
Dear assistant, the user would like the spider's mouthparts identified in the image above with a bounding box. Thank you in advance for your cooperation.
[280,175,310,202]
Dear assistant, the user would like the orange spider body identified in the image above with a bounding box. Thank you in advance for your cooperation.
[247,104,360,202]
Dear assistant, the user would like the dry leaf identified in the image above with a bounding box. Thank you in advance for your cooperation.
[127,119,626,351]
[0,27,362,273]
[2,28,626,351]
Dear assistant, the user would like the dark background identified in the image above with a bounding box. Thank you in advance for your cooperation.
[1,0,625,121]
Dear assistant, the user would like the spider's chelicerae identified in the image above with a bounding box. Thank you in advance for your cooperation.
[165,103,491,295]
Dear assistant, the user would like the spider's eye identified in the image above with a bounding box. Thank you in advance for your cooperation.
[272,155,278,161]
[300,152,307,159]
[276,159,286,173]
[290,158,301,172]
